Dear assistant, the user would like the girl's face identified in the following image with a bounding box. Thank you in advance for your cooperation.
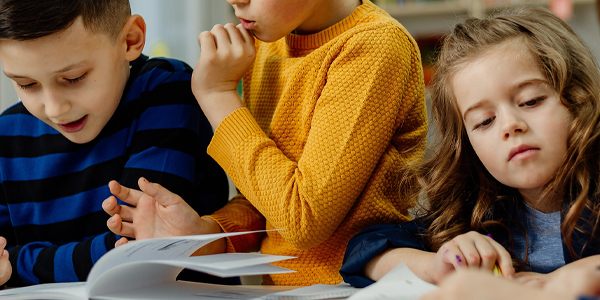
[452,42,573,202]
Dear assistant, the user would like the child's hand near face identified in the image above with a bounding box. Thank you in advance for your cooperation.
[0,237,11,285]
[191,23,256,128]
[428,231,514,283]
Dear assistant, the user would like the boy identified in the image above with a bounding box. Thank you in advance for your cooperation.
[0,0,229,287]
[104,0,427,286]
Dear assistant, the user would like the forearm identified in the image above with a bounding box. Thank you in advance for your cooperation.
[365,247,436,283]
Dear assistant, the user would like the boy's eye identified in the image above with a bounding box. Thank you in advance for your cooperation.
[65,73,86,84]
[473,117,495,130]
[17,82,36,90]
[521,96,547,107]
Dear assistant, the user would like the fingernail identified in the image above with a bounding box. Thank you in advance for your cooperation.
[109,217,114,224]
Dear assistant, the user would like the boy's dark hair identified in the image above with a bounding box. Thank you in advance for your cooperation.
[0,0,131,41]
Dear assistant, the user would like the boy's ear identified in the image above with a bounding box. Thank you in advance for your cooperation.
[121,15,146,62]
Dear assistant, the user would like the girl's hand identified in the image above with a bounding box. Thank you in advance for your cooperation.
[0,237,11,285]
[427,231,514,283]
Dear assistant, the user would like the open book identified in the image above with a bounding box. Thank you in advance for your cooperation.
[0,230,295,300]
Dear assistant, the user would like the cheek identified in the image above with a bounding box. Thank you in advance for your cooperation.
[468,135,501,174]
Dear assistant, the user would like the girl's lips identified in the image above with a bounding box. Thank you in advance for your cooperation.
[58,115,88,133]
[239,18,255,30]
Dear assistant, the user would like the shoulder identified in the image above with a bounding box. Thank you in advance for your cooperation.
[122,56,197,107]
[0,102,49,133]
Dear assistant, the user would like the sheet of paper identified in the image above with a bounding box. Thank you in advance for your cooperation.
[93,280,295,300]
[263,283,359,300]
[0,282,86,300]
[87,230,271,286]
[346,263,437,300]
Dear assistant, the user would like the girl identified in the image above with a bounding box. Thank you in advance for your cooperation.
[340,5,600,288]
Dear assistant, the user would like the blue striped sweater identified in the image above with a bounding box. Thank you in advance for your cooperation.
[0,55,229,286]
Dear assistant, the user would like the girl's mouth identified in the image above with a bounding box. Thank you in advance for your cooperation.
[58,115,88,133]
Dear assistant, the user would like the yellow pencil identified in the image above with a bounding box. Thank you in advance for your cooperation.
[493,264,503,277]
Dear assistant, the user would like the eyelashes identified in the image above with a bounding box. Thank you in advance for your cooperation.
[16,73,88,90]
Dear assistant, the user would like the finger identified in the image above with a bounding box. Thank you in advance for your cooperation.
[0,252,11,285]
[107,214,136,238]
[473,238,498,270]
[138,177,182,207]
[456,242,481,268]
[490,241,515,278]
[108,180,144,207]
[0,237,6,249]
[198,31,217,55]
[102,195,121,216]
[236,23,255,44]
[441,243,466,270]
[211,24,232,49]
[115,237,130,248]
[224,23,245,46]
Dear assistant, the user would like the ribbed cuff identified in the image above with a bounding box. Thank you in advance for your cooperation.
[207,107,265,173]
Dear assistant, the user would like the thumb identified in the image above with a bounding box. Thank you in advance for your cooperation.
[138,177,182,207]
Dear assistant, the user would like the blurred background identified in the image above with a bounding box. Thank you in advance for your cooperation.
[0,0,598,118]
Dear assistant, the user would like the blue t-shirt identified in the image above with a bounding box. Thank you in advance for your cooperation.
[510,203,565,273]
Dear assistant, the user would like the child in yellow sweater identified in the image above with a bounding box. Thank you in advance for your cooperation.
[102,0,427,286]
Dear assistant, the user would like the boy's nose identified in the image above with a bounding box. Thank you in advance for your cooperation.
[43,92,71,119]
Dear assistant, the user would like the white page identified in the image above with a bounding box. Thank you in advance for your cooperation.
[93,280,295,300]
[87,230,270,286]
[263,283,359,300]
[89,253,297,296]
[347,263,437,300]
[0,282,86,300]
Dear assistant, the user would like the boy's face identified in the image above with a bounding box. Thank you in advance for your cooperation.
[0,17,129,144]
[226,0,351,42]
[453,42,573,201]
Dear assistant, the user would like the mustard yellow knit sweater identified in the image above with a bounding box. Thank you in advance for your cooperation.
[206,0,427,286]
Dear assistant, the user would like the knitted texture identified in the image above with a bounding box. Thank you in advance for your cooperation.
[207,0,427,286]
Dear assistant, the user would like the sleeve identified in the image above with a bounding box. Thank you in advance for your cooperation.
[340,221,428,288]
[208,26,425,249]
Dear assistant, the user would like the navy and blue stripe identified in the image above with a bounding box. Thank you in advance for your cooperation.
[0,55,229,286]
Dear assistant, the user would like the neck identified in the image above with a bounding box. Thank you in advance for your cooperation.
[295,0,362,35]
[519,187,562,213]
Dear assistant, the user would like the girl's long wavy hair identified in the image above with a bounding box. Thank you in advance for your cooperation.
[404,6,600,265]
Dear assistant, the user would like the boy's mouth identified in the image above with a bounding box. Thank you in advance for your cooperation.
[58,115,88,133]
[239,18,256,30]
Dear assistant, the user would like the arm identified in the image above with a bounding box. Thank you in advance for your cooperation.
[201,25,425,249]
[515,255,600,288]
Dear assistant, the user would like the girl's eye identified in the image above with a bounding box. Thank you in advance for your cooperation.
[65,73,86,84]
[473,117,495,130]
[17,82,36,90]
[521,96,547,107]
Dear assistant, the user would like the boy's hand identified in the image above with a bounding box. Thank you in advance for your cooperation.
[427,231,514,283]
[103,178,220,240]
[0,237,11,285]
[191,23,255,128]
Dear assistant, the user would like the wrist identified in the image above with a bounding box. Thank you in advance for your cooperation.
[191,217,226,256]
[194,90,244,129]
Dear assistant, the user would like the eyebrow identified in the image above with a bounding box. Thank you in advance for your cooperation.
[461,78,548,120]
[4,60,89,79]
